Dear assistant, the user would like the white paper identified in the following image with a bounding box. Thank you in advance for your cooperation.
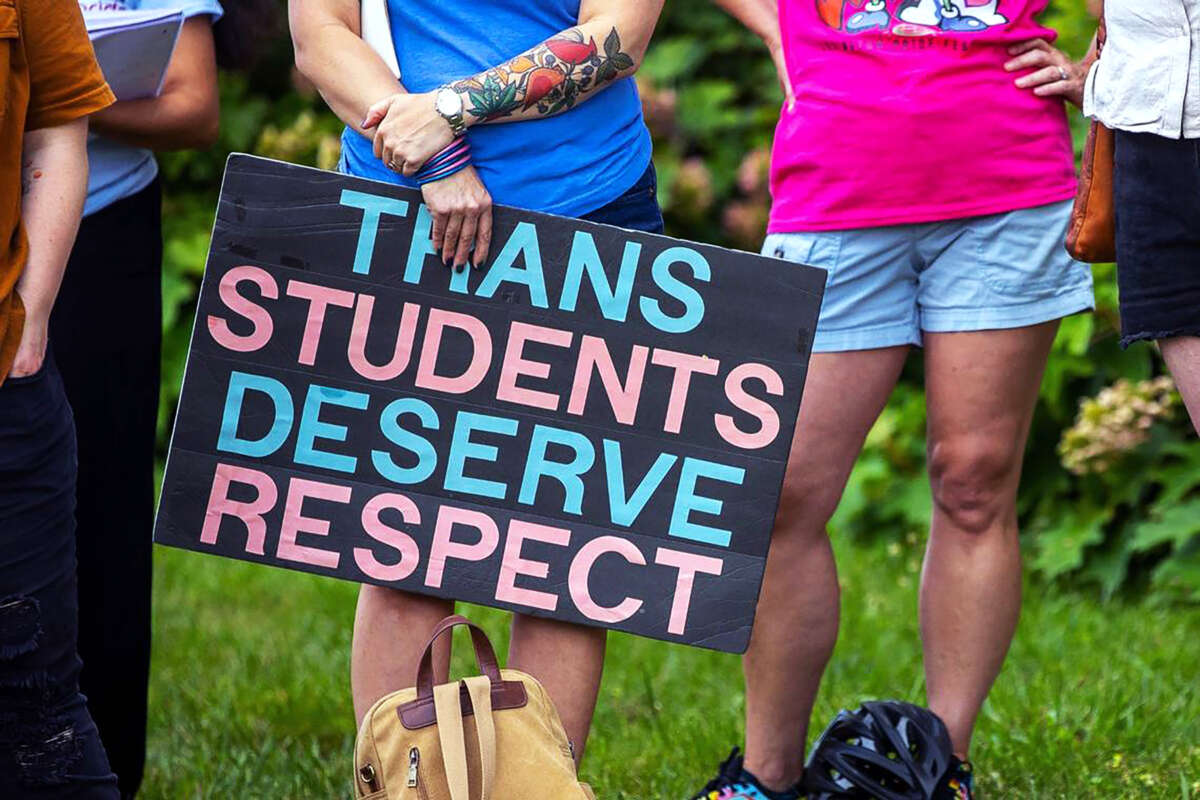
[84,9,185,101]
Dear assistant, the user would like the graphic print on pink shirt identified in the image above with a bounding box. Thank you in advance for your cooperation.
[817,0,1009,34]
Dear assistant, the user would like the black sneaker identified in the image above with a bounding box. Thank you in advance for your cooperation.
[689,747,804,800]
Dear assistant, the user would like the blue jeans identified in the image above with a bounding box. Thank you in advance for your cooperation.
[579,162,664,234]
[0,357,119,798]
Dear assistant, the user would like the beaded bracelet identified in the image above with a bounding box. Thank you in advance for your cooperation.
[414,137,472,185]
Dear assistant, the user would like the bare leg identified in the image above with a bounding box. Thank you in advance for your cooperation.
[743,347,910,789]
[351,586,454,724]
[507,614,606,766]
[1160,336,1200,433]
[351,591,605,765]
[921,323,1058,757]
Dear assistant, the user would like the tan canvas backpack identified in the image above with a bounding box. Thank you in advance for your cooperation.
[353,614,596,800]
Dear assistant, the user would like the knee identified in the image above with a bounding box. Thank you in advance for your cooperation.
[927,436,1019,535]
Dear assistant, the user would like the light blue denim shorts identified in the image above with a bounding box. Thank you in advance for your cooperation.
[763,200,1095,352]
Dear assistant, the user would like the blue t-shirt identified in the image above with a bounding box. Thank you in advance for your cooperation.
[79,0,223,217]
[341,0,652,218]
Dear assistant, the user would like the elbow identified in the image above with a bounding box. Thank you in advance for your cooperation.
[195,112,220,149]
[617,51,646,82]
[191,90,222,148]
[617,48,645,77]
[181,105,220,149]
[616,28,650,77]
[169,107,220,150]
[292,39,318,85]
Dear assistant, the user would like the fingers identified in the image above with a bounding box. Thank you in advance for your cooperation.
[441,211,465,269]
[377,130,423,175]
[379,144,396,172]
[367,98,410,173]
[9,351,40,378]
[1016,64,1068,89]
[362,98,391,130]
[430,208,447,256]
[366,93,448,174]
[376,126,404,174]
[454,212,478,271]
[421,170,492,271]
[1033,80,1075,99]
[474,204,493,268]
[367,97,391,162]
[381,144,404,174]
[1005,47,1058,73]
[1007,38,1050,57]
[374,121,394,165]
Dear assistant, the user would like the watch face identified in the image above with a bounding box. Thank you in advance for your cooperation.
[436,89,463,118]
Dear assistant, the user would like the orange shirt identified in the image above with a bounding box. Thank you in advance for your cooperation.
[0,0,114,384]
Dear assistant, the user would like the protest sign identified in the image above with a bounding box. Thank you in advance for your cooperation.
[154,155,825,652]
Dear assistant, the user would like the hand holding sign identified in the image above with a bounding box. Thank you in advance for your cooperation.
[155,155,824,652]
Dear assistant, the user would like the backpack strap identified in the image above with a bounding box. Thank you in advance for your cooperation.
[433,682,471,800]
[433,676,497,800]
[463,675,496,798]
[416,615,502,702]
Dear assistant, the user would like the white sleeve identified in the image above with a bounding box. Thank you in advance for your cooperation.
[361,0,401,79]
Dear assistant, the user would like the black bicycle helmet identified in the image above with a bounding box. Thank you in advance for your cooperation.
[803,700,955,800]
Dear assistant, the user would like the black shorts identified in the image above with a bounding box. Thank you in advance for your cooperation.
[1114,130,1200,347]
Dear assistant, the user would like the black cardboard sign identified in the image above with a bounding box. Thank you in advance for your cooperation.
[153,155,825,652]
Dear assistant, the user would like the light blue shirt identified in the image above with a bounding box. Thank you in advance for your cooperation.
[78,0,224,216]
[341,0,653,218]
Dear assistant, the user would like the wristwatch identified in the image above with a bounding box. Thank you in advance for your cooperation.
[434,87,467,136]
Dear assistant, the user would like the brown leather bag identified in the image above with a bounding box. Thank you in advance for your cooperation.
[1066,2,1115,263]
[353,615,596,800]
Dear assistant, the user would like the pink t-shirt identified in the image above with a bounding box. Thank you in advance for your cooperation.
[769,0,1078,232]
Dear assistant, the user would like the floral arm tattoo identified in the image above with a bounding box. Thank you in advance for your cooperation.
[448,27,637,122]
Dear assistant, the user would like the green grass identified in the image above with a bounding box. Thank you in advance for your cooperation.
[144,537,1200,799]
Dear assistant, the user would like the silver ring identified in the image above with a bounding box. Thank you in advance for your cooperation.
[387,159,398,170]
[1058,66,1069,81]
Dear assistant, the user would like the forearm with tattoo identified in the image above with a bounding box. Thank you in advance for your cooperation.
[449,27,637,123]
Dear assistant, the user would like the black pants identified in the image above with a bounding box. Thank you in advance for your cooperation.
[0,356,120,797]
[49,179,162,799]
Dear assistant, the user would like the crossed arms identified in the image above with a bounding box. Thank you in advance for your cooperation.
[290,0,663,269]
